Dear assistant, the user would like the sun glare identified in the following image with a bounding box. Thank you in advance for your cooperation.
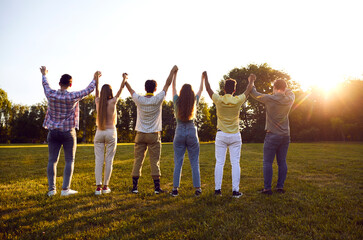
[297,72,347,94]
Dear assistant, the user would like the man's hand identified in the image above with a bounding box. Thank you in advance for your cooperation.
[248,74,256,83]
[94,71,102,81]
[40,66,48,75]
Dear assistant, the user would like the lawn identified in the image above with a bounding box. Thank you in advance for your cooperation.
[0,142,362,239]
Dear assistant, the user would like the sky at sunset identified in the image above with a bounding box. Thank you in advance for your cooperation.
[0,0,362,105]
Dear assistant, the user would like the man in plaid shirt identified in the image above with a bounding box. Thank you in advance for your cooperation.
[40,66,99,197]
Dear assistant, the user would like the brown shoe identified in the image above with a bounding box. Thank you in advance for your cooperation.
[276,188,285,193]
[260,189,273,195]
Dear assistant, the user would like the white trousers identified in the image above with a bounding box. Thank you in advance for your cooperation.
[215,131,242,192]
[94,128,117,186]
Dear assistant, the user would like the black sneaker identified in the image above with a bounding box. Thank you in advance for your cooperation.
[131,187,138,194]
[195,189,202,196]
[170,189,178,197]
[215,189,222,196]
[154,188,165,194]
[232,191,243,198]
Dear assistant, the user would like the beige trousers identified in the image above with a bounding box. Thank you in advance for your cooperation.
[94,128,117,186]
[132,132,161,177]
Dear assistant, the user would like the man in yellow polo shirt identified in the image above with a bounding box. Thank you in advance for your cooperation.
[204,72,255,198]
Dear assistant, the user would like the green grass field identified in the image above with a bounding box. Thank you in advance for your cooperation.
[0,142,362,240]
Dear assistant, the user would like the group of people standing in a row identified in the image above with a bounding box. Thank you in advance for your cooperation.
[40,65,295,198]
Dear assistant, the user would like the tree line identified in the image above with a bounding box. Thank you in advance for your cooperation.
[1,64,362,143]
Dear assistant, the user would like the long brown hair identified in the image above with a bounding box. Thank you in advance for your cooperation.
[177,84,195,122]
[97,84,113,130]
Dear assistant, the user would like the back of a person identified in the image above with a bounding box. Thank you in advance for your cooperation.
[104,98,117,129]
[264,93,294,135]
[174,94,199,124]
[46,91,78,129]
[214,94,245,133]
[134,93,164,132]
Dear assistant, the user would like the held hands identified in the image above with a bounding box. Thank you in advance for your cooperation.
[121,73,128,88]
[203,71,208,81]
[40,66,48,75]
[94,71,102,82]
[248,74,256,83]
[171,65,178,73]
[248,73,256,82]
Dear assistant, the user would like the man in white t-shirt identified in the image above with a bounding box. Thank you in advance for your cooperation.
[125,65,178,194]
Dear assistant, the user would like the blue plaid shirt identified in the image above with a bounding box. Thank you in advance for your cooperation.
[42,75,96,131]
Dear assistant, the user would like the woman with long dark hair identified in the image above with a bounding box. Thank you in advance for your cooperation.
[94,73,127,195]
[171,70,204,196]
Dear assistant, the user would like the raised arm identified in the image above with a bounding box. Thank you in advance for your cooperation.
[196,72,204,97]
[40,66,53,97]
[125,82,135,96]
[243,74,255,97]
[285,88,295,102]
[204,71,214,99]
[163,65,178,93]
[115,73,128,99]
[40,66,48,76]
[248,74,268,103]
[94,71,101,98]
[172,69,178,96]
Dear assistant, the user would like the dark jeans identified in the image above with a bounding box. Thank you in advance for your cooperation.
[47,129,77,191]
[263,132,290,190]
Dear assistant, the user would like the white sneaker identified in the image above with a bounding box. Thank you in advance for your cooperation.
[47,190,57,197]
[95,187,102,195]
[61,189,78,196]
[102,187,111,194]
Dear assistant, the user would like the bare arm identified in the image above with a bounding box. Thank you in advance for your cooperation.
[204,71,214,99]
[172,70,177,96]
[196,72,204,97]
[115,73,128,99]
[243,74,255,97]
[125,82,135,96]
[163,65,178,93]
[94,71,101,98]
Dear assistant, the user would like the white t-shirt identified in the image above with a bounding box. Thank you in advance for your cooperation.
[132,91,166,133]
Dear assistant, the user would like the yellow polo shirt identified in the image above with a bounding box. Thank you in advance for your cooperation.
[212,93,246,134]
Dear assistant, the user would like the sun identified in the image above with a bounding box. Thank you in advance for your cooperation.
[296,72,346,94]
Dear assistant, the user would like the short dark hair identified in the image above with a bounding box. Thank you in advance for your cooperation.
[60,74,72,87]
[273,80,287,91]
[145,80,157,93]
[224,79,237,94]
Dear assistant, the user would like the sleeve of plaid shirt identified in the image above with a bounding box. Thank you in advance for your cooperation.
[42,75,96,101]
[42,75,56,97]
[69,79,96,101]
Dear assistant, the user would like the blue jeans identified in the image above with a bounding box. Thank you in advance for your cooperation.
[47,129,77,191]
[263,132,290,189]
[173,122,201,188]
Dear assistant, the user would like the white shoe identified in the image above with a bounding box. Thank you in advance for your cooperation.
[95,188,102,195]
[102,187,111,194]
[47,190,57,197]
[61,189,78,196]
